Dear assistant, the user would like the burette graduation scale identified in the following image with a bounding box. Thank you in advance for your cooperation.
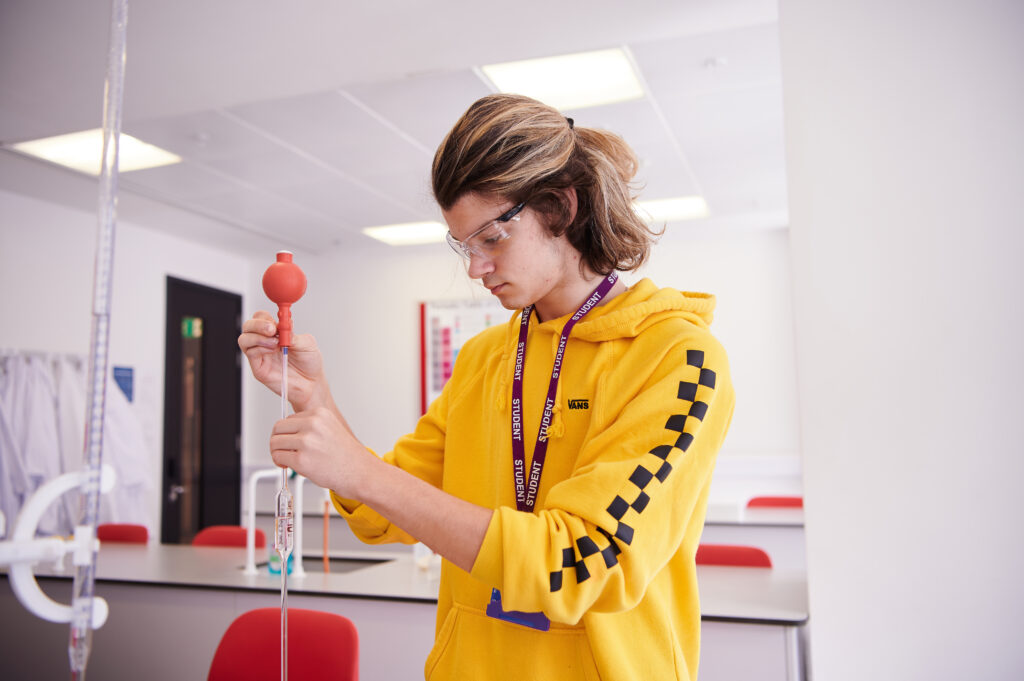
[262,251,307,681]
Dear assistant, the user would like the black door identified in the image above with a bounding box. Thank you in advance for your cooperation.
[161,277,242,544]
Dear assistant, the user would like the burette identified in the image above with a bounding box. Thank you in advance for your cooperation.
[262,251,307,681]
[70,0,128,678]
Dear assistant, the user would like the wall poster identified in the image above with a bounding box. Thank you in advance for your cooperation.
[420,298,507,414]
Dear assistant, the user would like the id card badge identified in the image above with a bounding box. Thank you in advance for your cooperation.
[485,589,551,631]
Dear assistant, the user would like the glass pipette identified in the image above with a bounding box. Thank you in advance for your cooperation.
[261,250,306,681]
[276,347,293,681]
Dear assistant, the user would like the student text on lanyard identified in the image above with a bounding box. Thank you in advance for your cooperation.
[511,271,618,513]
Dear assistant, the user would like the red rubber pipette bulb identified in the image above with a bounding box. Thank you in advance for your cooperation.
[262,251,307,347]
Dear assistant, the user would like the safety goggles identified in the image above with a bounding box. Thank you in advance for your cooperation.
[445,202,526,259]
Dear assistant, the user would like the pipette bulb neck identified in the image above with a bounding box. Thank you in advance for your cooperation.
[262,251,307,348]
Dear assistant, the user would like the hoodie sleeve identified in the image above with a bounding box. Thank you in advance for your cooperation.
[469,333,734,624]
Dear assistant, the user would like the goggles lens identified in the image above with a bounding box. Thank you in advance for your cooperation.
[446,202,525,259]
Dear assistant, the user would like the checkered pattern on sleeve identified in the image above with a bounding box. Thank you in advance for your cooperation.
[549,349,717,592]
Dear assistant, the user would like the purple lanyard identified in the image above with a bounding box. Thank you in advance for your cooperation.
[511,272,618,512]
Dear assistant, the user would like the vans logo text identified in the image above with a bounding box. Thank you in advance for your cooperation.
[567,399,589,410]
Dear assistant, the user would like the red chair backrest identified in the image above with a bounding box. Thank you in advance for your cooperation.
[696,543,773,568]
[193,525,265,549]
[746,495,803,509]
[208,608,358,681]
[97,523,149,543]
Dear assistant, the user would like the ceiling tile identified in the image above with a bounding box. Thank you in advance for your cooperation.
[2,3,790,252]
[124,110,286,162]
[279,178,422,229]
[659,85,785,162]
[565,98,701,199]
[189,186,320,226]
[656,83,787,213]
[360,166,438,219]
[344,70,494,152]
[566,99,666,149]
[119,160,244,201]
[629,23,782,100]
[203,149,337,192]
[226,91,431,185]
[634,149,702,200]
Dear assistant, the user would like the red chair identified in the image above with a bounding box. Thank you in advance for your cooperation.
[97,523,149,543]
[208,607,358,681]
[193,525,265,548]
[746,495,803,509]
[696,543,773,568]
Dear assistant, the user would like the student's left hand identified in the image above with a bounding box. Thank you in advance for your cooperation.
[268,406,376,498]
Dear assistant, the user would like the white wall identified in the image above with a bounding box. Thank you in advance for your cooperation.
[641,224,799,458]
[642,224,802,502]
[778,1,1024,678]
[0,188,260,534]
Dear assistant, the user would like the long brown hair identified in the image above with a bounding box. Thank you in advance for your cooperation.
[432,94,660,274]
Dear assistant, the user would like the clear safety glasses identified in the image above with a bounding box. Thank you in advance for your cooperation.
[445,202,526,260]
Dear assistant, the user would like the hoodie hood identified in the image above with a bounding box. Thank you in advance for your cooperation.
[502,278,715,345]
[493,278,717,422]
[570,278,715,341]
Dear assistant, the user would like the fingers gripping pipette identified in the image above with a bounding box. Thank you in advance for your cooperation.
[262,251,307,681]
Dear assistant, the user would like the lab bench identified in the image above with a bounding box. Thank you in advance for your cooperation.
[1,542,807,680]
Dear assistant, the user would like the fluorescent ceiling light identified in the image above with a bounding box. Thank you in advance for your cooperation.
[10,129,182,175]
[481,48,645,110]
[636,196,710,223]
[362,221,448,246]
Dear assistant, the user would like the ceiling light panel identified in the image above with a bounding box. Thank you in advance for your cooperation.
[362,221,448,246]
[635,196,709,223]
[11,129,181,175]
[481,48,645,110]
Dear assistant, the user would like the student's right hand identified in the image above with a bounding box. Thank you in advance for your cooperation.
[237,310,329,412]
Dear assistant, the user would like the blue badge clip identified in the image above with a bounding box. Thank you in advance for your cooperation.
[485,589,551,631]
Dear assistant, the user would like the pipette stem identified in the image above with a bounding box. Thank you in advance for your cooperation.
[277,346,291,681]
[323,498,330,573]
[281,553,288,681]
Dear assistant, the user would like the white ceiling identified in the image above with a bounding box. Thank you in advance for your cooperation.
[0,0,788,256]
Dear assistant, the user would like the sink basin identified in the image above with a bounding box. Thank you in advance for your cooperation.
[252,556,390,574]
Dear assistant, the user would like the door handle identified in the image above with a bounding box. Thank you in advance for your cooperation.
[168,485,185,502]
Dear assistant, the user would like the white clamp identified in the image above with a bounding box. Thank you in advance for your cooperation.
[0,465,116,628]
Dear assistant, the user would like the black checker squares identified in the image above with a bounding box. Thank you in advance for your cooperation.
[548,345,718,593]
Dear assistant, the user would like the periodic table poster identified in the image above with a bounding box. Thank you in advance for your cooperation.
[420,298,507,414]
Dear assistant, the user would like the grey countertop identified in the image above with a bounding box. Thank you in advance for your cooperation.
[23,542,808,625]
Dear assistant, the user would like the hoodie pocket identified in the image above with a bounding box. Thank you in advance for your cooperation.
[425,603,600,681]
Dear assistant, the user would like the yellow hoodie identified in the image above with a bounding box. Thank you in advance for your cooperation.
[333,279,734,680]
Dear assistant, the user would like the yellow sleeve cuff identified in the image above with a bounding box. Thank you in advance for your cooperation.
[329,489,393,540]
[329,489,360,516]
[469,507,505,588]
